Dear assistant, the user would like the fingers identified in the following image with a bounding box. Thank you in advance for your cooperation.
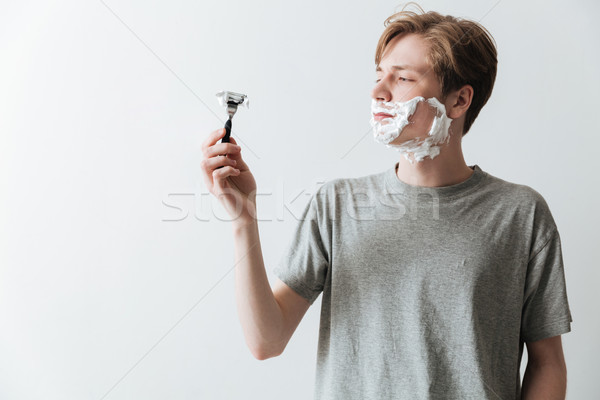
[201,155,237,171]
[202,128,227,150]
[201,130,248,183]
[204,141,241,159]
[212,165,240,185]
[223,136,249,169]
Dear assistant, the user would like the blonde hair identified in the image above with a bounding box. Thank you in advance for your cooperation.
[375,3,498,135]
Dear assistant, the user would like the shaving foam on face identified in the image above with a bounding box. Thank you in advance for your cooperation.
[370,96,453,164]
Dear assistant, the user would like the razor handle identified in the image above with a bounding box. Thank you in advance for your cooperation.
[221,118,232,143]
[215,119,232,170]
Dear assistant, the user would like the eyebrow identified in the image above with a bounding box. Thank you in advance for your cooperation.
[376,65,421,74]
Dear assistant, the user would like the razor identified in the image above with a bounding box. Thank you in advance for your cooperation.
[215,90,249,143]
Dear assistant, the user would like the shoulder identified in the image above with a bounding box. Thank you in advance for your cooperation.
[482,170,559,253]
[307,171,387,219]
[315,170,387,198]
[482,171,553,214]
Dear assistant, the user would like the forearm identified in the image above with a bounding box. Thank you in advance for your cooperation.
[232,219,284,359]
[521,362,567,400]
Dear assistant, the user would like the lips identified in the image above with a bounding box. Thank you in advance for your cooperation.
[373,112,394,122]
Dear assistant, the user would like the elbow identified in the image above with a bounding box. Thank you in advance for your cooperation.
[252,350,273,361]
[250,344,283,361]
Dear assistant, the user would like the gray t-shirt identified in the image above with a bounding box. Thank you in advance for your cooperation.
[272,163,573,400]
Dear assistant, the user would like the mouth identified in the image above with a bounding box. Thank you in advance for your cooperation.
[373,112,394,121]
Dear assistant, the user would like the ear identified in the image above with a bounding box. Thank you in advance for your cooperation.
[446,84,474,120]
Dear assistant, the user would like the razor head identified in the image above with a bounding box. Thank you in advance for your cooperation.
[215,90,249,109]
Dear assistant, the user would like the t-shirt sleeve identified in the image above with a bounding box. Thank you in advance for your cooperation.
[271,187,331,306]
[521,227,573,342]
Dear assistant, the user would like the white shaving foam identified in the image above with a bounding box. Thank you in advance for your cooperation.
[370,96,453,164]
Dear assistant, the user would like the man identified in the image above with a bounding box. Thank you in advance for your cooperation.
[200,5,572,400]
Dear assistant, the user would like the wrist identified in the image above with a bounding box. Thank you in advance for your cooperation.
[232,215,258,233]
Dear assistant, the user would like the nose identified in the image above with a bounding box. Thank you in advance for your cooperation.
[371,78,392,103]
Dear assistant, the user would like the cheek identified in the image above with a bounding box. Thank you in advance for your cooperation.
[406,102,436,133]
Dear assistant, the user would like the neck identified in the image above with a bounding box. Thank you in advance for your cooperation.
[395,133,474,187]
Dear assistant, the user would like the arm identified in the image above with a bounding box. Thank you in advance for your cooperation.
[521,335,567,400]
[199,129,310,360]
[233,220,311,360]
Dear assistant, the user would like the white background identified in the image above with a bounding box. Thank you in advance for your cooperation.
[1,0,598,398]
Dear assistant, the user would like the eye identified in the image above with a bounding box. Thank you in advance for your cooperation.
[374,77,410,83]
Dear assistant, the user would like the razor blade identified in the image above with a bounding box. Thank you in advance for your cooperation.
[215,90,249,119]
[215,90,249,144]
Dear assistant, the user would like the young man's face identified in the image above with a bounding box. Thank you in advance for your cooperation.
[371,33,448,146]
